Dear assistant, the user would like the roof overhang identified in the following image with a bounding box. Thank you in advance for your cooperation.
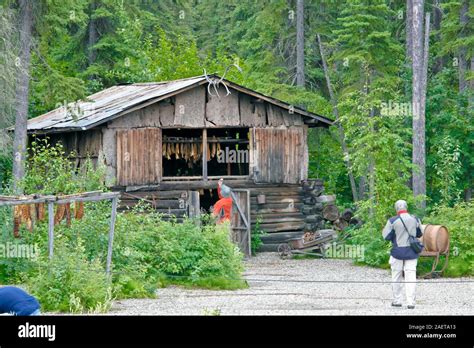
[8,75,333,134]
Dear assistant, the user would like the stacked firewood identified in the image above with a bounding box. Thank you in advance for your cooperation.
[301,179,360,232]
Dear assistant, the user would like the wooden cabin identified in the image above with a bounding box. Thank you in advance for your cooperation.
[24,75,333,255]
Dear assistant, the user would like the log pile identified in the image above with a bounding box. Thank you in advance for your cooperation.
[301,180,358,232]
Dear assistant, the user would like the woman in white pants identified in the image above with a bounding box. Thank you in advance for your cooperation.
[382,200,423,309]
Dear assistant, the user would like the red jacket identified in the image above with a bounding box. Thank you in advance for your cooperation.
[213,185,232,222]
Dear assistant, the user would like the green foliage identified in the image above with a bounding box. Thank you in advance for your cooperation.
[20,137,106,195]
[424,202,474,276]
[27,239,112,313]
[0,154,12,188]
[250,216,265,255]
[349,222,391,268]
[113,205,245,289]
[431,136,463,204]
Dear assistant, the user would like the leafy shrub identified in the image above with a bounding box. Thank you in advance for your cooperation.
[113,205,246,291]
[26,239,112,313]
[251,216,265,255]
[20,137,106,195]
[423,202,474,276]
[348,222,391,268]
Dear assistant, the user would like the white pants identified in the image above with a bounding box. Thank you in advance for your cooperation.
[389,256,417,306]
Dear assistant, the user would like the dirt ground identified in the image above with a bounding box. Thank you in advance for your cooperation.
[111,253,473,315]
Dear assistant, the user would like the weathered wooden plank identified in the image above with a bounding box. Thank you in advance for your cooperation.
[174,86,205,127]
[266,104,285,126]
[120,190,186,199]
[239,94,266,126]
[250,196,302,203]
[260,231,305,243]
[116,128,161,186]
[252,204,303,215]
[205,85,240,126]
[158,101,175,127]
[251,216,304,224]
[255,222,305,232]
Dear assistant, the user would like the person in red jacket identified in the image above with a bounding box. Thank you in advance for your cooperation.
[212,178,233,223]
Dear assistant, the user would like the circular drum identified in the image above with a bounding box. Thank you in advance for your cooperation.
[421,224,450,253]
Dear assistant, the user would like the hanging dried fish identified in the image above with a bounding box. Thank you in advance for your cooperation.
[54,204,66,225]
[28,204,36,231]
[13,216,20,238]
[36,202,45,221]
[166,144,172,160]
[207,143,211,161]
[13,205,22,237]
[75,201,85,220]
[175,143,180,159]
[191,143,196,161]
[211,139,217,158]
[65,203,72,227]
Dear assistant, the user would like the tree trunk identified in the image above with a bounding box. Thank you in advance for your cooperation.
[88,1,97,75]
[358,175,366,201]
[316,33,359,202]
[368,106,376,219]
[420,13,431,123]
[406,0,413,62]
[12,0,33,193]
[432,0,445,74]
[412,0,427,210]
[296,0,305,87]
[458,0,468,94]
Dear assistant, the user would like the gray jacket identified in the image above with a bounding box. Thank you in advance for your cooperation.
[382,213,423,260]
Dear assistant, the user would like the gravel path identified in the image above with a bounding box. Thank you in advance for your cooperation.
[111,253,473,315]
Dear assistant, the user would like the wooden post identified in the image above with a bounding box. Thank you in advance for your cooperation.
[245,190,251,258]
[187,191,200,218]
[47,201,54,259]
[106,196,118,278]
[202,128,208,180]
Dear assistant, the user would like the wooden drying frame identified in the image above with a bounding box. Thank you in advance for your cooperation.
[0,191,120,277]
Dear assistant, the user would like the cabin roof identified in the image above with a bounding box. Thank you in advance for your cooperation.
[23,75,333,133]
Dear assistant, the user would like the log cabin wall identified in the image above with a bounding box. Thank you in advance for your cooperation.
[115,181,310,251]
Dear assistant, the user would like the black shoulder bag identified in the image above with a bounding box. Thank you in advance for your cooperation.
[399,216,424,254]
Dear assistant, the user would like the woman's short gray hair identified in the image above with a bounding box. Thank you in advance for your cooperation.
[394,200,408,212]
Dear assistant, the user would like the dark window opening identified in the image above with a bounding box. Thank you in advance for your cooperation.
[162,128,250,178]
[162,129,203,177]
[207,128,249,176]
[199,188,219,213]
